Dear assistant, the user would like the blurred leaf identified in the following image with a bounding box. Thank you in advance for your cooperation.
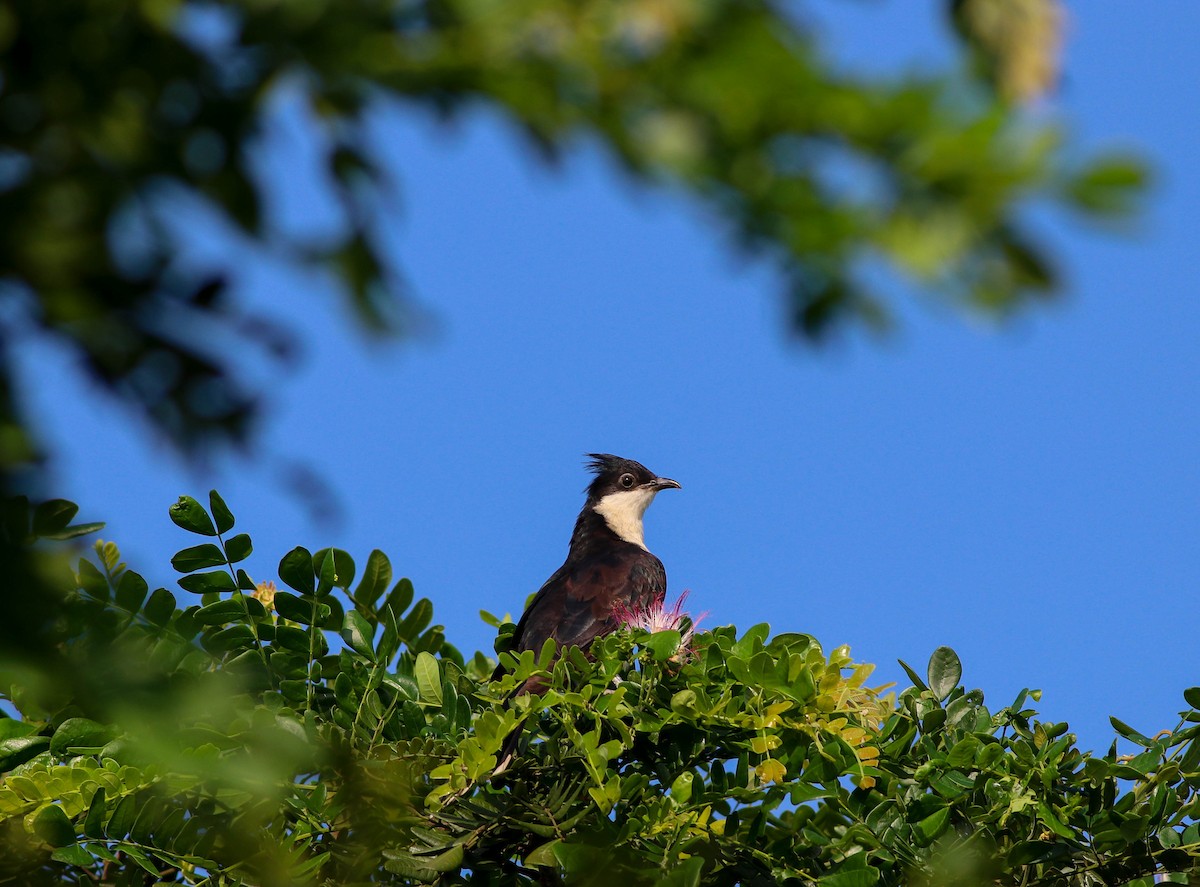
[115,570,149,611]
[656,857,704,887]
[1066,156,1148,216]
[1185,687,1200,710]
[144,588,177,625]
[819,869,880,887]
[32,499,78,536]
[50,718,113,757]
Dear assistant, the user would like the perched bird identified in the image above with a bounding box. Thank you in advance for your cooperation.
[496,454,681,691]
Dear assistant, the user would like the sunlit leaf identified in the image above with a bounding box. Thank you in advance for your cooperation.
[416,651,442,706]
[927,646,962,701]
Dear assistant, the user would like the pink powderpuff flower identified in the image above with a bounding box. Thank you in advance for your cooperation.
[614,590,708,656]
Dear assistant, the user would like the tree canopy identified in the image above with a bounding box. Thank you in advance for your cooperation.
[0,0,1143,490]
[2,493,1198,885]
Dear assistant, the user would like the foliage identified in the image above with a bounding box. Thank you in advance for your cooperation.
[0,0,1143,487]
[2,493,1199,886]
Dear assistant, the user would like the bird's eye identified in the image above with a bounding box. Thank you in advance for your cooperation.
[619,473,635,489]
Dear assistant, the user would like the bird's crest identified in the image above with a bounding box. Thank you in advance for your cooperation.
[585,453,626,476]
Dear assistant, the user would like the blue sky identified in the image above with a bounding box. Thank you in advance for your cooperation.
[23,4,1200,754]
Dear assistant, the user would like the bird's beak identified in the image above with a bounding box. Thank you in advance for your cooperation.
[650,477,681,491]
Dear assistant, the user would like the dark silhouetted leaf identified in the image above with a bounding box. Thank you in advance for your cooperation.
[209,490,235,534]
[279,546,315,595]
[224,533,252,563]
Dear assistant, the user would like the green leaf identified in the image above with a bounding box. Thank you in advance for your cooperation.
[116,842,162,875]
[819,869,880,887]
[1065,155,1147,216]
[77,559,109,599]
[43,521,105,540]
[194,598,257,625]
[82,787,107,839]
[32,804,76,847]
[115,570,148,611]
[169,496,217,536]
[525,839,561,868]
[171,543,227,573]
[224,533,253,563]
[274,591,329,625]
[51,843,94,866]
[927,647,961,701]
[421,844,464,873]
[203,624,258,653]
[644,630,682,660]
[1111,716,1153,747]
[315,547,355,590]
[355,549,392,609]
[50,719,113,757]
[416,652,442,705]
[144,588,177,625]
[1184,687,1200,710]
[398,597,434,642]
[0,735,50,771]
[274,624,315,653]
[671,689,700,715]
[342,610,376,658]
[32,499,78,536]
[178,570,237,595]
[105,796,137,840]
[914,806,951,846]
[383,851,438,881]
[732,622,770,658]
[209,489,235,534]
[1037,801,1074,839]
[279,547,315,594]
[383,578,414,620]
[897,658,929,692]
[0,719,37,741]
[656,857,704,887]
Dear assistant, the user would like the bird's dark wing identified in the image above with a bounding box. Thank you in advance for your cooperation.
[511,549,666,655]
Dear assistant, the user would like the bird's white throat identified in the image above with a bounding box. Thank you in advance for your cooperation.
[593,487,659,549]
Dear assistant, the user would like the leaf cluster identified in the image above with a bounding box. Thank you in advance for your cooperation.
[0,0,1145,489]
[2,492,1197,887]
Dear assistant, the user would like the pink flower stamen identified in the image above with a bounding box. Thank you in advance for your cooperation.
[614,590,707,652]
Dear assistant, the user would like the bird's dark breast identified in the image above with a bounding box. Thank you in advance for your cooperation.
[515,545,665,654]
